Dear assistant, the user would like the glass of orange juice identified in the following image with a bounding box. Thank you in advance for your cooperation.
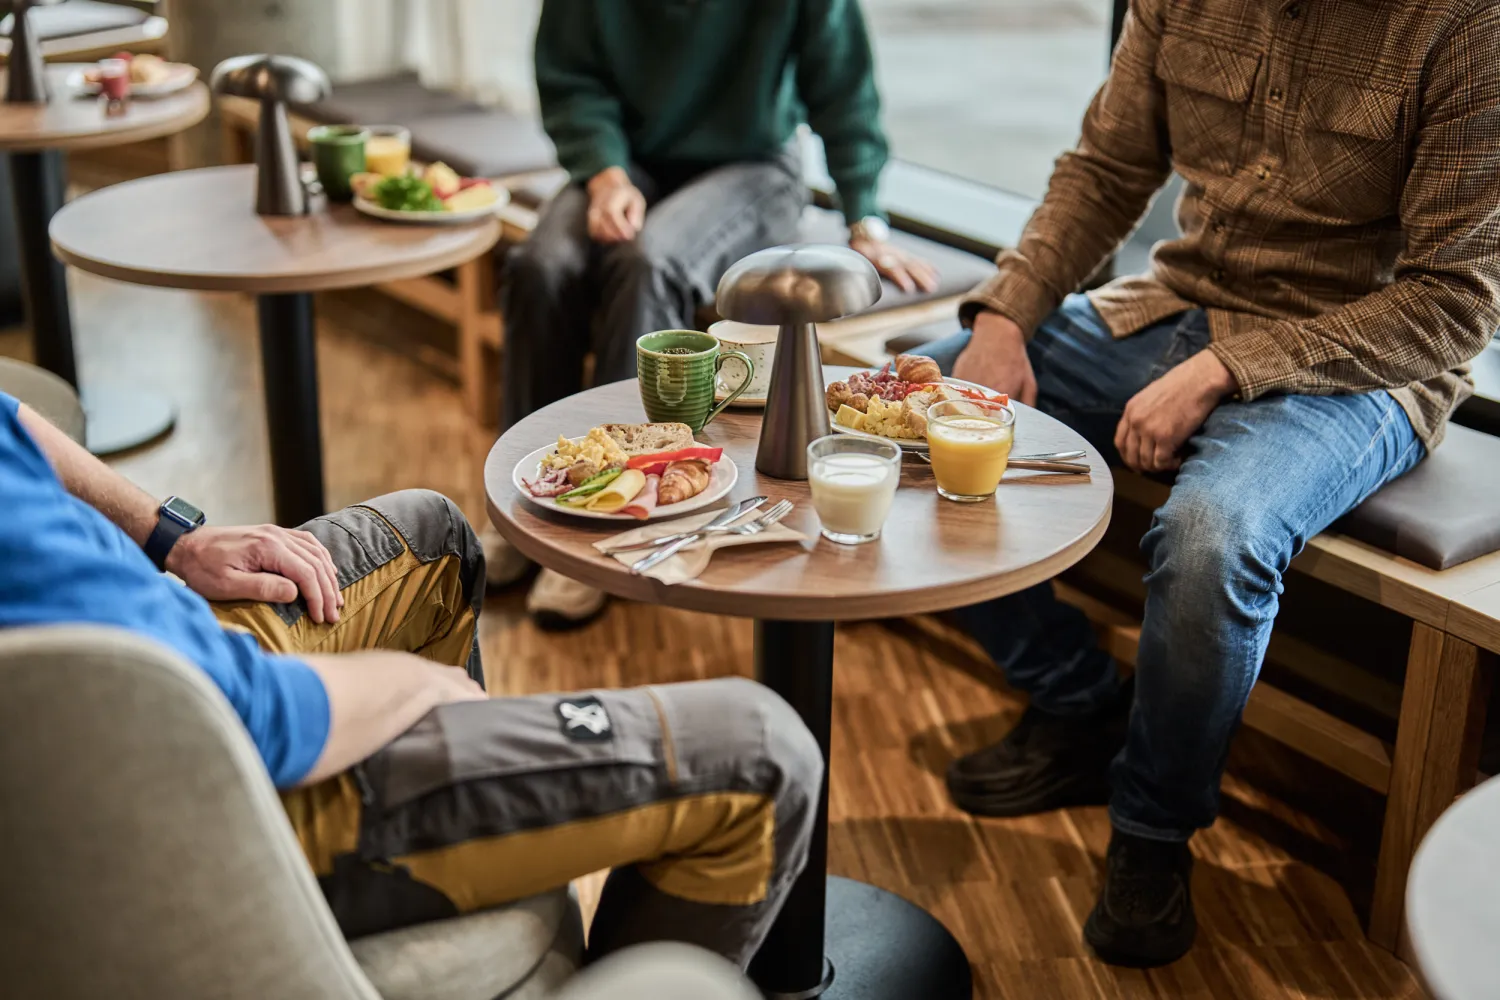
[926,399,1015,502]
[364,125,412,178]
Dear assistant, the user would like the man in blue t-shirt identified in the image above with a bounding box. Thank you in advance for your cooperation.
[1,391,819,965]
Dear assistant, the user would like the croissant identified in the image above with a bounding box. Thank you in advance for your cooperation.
[658,459,711,505]
[894,353,942,385]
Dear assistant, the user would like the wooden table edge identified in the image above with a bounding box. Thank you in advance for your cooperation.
[485,459,1114,622]
[51,215,503,294]
[0,83,209,152]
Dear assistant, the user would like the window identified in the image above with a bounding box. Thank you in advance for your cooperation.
[863,0,1113,199]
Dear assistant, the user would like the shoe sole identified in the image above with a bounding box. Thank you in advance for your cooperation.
[531,602,608,633]
[1083,907,1197,968]
[947,766,1111,818]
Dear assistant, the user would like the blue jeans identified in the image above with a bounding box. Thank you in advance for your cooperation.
[919,295,1425,841]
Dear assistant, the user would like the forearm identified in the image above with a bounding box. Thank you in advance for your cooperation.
[16,403,157,544]
[297,651,479,785]
[962,0,1170,333]
[798,0,887,223]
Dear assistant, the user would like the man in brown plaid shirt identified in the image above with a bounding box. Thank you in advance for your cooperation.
[917,0,1500,966]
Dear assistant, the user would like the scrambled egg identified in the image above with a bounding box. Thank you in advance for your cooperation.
[544,426,629,471]
[860,396,921,439]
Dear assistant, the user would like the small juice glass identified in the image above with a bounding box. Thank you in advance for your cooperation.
[926,399,1015,502]
[364,125,412,177]
[807,434,902,544]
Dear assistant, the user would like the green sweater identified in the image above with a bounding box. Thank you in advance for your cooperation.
[535,0,888,222]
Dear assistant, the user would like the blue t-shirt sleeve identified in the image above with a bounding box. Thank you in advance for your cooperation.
[0,395,330,787]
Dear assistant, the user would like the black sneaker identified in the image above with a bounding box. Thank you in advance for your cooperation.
[1084,829,1197,967]
[946,677,1132,817]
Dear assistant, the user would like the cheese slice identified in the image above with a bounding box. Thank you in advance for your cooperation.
[585,469,646,513]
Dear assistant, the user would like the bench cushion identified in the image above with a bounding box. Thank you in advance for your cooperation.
[1337,421,1500,570]
[299,73,556,179]
[794,206,993,312]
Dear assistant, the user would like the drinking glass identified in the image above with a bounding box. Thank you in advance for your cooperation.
[926,399,1015,502]
[364,125,412,178]
[807,434,902,545]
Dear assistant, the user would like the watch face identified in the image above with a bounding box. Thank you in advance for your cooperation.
[856,217,890,243]
[163,495,205,527]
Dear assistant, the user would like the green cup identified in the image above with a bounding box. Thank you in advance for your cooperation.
[636,330,754,431]
[308,124,368,202]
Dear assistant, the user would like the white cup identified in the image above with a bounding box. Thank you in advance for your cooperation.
[710,320,777,399]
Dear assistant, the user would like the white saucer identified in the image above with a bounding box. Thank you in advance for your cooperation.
[714,387,768,409]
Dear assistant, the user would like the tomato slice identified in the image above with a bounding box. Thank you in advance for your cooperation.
[626,445,723,477]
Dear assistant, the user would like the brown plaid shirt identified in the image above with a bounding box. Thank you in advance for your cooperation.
[963,0,1500,448]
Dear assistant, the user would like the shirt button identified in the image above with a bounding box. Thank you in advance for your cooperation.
[1256,164,1272,181]
[1285,4,1301,18]
[1212,268,1226,282]
[1212,219,1226,234]
[1269,87,1284,104]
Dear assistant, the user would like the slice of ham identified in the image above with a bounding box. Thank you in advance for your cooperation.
[522,466,572,497]
[621,474,661,520]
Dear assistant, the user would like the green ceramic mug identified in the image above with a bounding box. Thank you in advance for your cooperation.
[308,124,368,202]
[636,330,754,431]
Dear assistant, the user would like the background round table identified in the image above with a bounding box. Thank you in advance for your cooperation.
[486,371,1113,1000]
[0,80,209,454]
[51,163,502,526]
[1406,774,1500,999]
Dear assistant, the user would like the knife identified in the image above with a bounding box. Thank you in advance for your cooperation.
[598,495,768,554]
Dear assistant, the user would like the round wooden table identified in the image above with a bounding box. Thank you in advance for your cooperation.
[1407,775,1500,999]
[485,371,1113,1000]
[51,163,502,526]
[0,80,209,454]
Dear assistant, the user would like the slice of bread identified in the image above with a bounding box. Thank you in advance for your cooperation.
[599,422,696,455]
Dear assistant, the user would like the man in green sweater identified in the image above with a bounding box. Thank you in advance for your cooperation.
[492,0,935,627]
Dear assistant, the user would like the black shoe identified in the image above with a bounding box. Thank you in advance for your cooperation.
[946,678,1132,817]
[1084,829,1197,967]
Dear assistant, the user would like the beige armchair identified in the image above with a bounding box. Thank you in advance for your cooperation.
[0,625,583,999]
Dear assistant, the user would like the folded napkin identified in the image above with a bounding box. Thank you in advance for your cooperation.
[594,505,806,585]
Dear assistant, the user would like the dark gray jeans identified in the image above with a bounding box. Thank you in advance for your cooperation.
[499,147,807,429]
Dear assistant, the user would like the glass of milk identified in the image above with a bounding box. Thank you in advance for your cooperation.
[807,434,902,545]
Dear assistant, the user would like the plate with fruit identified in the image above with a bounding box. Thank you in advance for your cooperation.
[351,162,509,224]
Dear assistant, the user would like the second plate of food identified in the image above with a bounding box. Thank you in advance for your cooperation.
[826,353,1009,452]
[512,422,738,521]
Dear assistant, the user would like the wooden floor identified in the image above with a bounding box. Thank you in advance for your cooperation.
[0,269,1423,999]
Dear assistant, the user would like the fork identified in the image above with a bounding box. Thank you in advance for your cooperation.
[630,499,794,575]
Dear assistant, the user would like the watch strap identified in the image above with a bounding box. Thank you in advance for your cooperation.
[144,499,202,572]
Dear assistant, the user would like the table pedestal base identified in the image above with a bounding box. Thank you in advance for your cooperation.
[11,149,179,457]
[82,384,176,456]
[762,876,970,1000]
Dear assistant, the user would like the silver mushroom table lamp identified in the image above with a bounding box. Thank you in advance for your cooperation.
[5,0,64,103]
[210,54,330,216]
[715,244,881,479]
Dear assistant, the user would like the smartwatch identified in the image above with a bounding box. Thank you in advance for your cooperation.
[144,496,206,572]
[848,216,891,244]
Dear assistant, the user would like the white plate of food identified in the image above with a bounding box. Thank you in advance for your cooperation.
[513,421,738,521]
[67,55,199,97]
[351,163,509,224]
[826,353,1010,452]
